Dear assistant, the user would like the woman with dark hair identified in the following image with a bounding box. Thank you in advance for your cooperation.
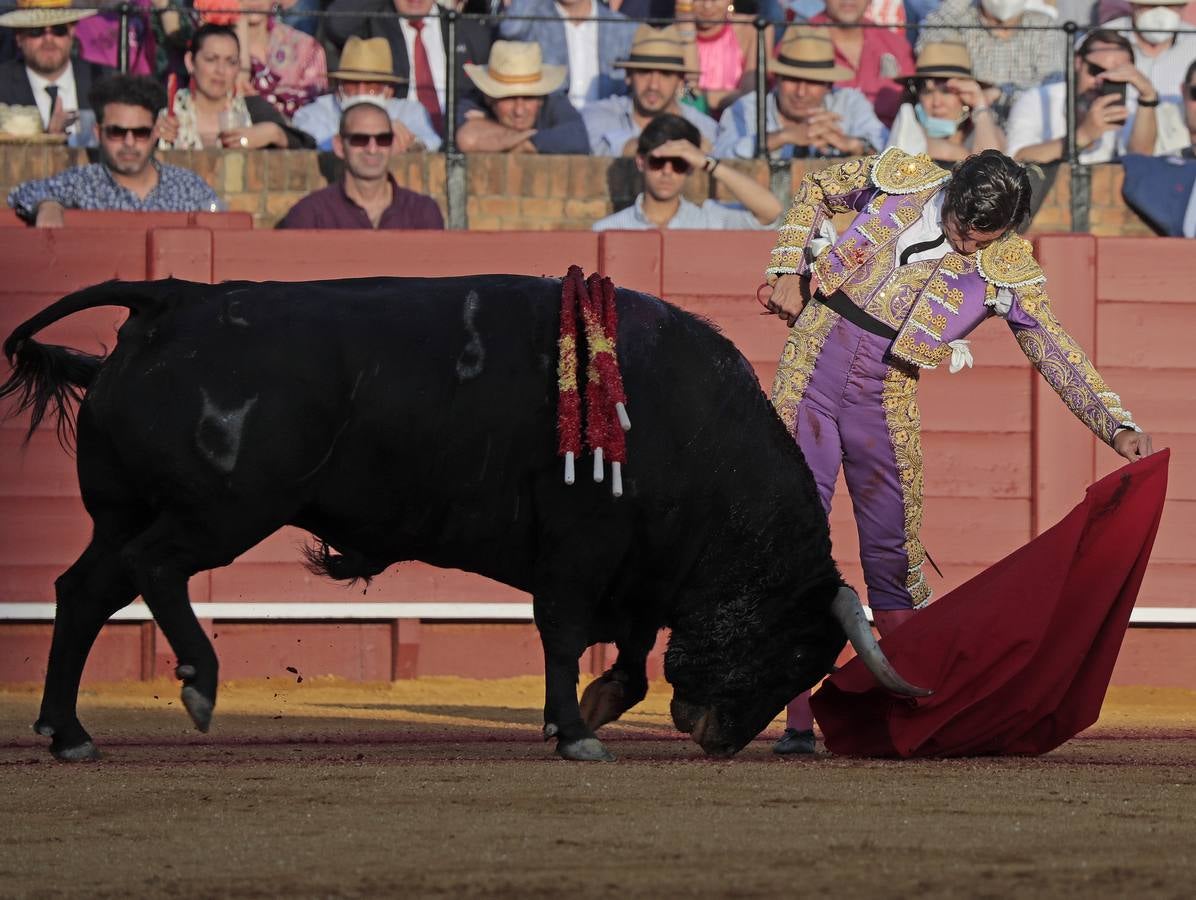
[760,148,1153,755]
[158,24,315,150]
[885,42,1005,162]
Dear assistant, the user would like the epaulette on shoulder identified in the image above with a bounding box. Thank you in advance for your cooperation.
[976,235,1046,289]
[868,147,951,195]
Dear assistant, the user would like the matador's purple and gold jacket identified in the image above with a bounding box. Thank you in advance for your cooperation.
[764,148,1138,445]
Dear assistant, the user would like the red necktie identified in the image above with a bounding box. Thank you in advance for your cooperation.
[409,18,443,136]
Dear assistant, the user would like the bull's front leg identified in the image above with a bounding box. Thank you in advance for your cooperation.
[535,606,614,762]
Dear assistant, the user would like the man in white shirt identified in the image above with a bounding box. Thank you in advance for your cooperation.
[1105,0,1196,109]
[1007,28,1179,163]
[592,113,780,231]
[0,0,109,147]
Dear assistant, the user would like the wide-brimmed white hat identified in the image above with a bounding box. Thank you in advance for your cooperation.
[464,41,566,99]
[768,28,852,83]
[0,0,96,29]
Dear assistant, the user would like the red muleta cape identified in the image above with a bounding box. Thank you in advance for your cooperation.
[810,450,1170,758]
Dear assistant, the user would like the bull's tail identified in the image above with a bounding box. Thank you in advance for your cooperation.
[0,279,175,448]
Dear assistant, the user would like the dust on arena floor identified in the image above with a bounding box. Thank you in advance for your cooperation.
[1,676,1194,898]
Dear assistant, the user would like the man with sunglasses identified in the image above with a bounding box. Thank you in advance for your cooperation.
[0,0,113,147]
[592,113,780,230]
[7,73,220,227]
[1007,29,1181,164]
[278,98,443,229]
[1182,58,1196,157]
[762,148,1153,754]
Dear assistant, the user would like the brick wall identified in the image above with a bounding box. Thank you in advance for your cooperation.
[0,143,1161,234]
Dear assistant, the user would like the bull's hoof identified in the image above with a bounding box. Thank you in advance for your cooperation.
[33,719,55,737]
[557,737,615,762]
[580,676,627,732]
[181,685,214,733]
[175,664,197,681]
[52,740,101,762]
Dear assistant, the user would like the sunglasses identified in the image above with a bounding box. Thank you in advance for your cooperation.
[21,24,71,38]
[646,155,692,174]
[1084,60,1107,78]
[341,131,395,148]
[1188,84,1196,101]
[101,125,154,142]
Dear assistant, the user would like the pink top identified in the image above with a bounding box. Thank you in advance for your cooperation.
[74,6,155,77]
[808,14,913,128]
[696,24,746,93]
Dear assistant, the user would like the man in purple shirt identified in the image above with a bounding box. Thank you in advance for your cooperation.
[277,98,444,229]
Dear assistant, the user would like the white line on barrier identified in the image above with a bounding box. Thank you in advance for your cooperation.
[0,603,1193,626]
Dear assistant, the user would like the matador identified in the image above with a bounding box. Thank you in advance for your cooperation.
[762,148,1155,755]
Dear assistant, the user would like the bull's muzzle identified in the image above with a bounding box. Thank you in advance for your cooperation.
[691,710,738,758]
[670,697,703,734]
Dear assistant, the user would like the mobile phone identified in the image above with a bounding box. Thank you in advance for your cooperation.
[1099,79,1128,105]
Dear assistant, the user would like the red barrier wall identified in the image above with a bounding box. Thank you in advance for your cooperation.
[0,228,1192,688]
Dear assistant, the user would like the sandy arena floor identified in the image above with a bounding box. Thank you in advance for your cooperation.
[1,677,1194,898]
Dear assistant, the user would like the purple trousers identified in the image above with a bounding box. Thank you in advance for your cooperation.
[772,303,931,612]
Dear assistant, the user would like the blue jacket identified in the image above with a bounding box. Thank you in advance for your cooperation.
[499,0,636,101]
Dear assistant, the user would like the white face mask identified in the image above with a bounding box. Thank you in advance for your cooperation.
[1134,6,1182,45]
[980,0,1027,22]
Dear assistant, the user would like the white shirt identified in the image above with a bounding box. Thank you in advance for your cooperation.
[1006,82,1123,164]
[399,14,447,109]
[26,62,79,136]
[592,194,773,231]
[1105,17,1196,110]
[556,1,600,111]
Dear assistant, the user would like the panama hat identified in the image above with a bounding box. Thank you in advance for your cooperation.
[615,24,700,74]
[0,0,96,28]
[329,36,407,85]
[464,41,566,99]
[768,28,852,83]
[899,42,990,87]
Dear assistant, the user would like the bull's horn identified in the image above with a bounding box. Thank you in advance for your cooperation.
[831,587,933,697]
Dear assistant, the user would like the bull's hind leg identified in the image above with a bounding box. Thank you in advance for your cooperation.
[580,629,654,733]
[36,538,138,760]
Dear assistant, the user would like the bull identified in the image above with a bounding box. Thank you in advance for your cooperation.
[1,275,925,762]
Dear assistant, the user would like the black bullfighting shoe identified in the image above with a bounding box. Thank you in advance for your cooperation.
[772,728,816,755]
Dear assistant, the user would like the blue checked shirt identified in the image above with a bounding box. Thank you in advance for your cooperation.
[8,161,222,220]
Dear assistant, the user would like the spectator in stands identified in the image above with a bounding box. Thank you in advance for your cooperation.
[293,37,441,152]
[277,98,445,229]
[583,25,719,156]
[232,0,328,119]
[885,42,1006,161]
[499,0,636,110]
[158,25,315,150]
[810,0,915,127]
[7,74,221,226]
[593,112,782,229]
[73,0,192,80]
[713,27,887,159]
[1104,0,1196,109]
[325,0,494,135]
[0,0,109,147]
[917,0,1066,122]
[457,41,590,153]
[1006,29,1177,162]
[680,0,772,118]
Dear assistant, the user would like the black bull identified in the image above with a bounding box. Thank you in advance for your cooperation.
[1,275,925,762]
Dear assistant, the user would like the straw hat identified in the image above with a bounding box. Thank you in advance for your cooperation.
[464,41,566,99]
[0,0,96,29]
[899,43,989,86]
[615,25,700,74]
[329,36,407,85]
[768,28,852,83]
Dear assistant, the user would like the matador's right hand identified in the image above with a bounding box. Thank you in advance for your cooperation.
[768,274,816,327]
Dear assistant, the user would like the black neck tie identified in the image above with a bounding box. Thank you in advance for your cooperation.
[44,84,58,127]
[899,232,946,267]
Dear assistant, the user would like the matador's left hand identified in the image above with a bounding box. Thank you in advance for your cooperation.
[1113,429,1154,461]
